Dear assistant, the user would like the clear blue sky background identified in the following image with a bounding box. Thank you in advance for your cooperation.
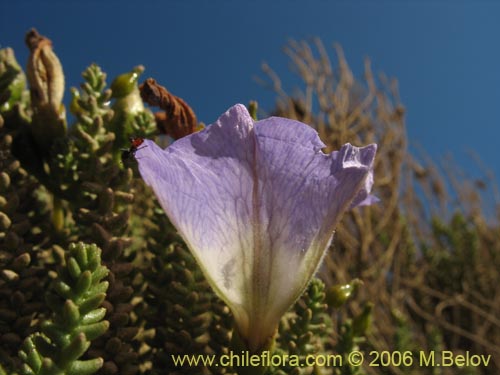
[2,1,500,187]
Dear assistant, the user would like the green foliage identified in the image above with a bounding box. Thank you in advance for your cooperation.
[271,279,332,375]
[424,213,479,293]
[18,242,109,375]
[0,48,52,373]
[142,240,215,374]
[0,48,27,113]
[0,44,156,375]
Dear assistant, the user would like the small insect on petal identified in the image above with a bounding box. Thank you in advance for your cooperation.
[121,136,146,163]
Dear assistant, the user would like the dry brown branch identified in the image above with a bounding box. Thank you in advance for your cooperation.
[406,296,500,358]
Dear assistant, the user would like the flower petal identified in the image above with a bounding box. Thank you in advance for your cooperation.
[136,104,376,350]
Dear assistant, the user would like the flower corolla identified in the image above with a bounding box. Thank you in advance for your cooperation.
[135,104,377,351]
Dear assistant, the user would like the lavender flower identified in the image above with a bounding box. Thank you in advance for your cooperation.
[135,104,377,351]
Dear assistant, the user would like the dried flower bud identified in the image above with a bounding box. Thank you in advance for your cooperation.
[25,28,66,152]
[25,29,64,114]
[139,78,198,139]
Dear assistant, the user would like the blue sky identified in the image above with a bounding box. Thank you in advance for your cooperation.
[2,0,500,187]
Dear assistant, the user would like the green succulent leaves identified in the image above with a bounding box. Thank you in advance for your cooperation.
[0,48,27,113]
[19,243,109,375]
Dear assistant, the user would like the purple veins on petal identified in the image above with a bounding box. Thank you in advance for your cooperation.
[135,104,377,351]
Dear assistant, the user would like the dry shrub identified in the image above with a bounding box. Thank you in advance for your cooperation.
[258,38,500,374]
